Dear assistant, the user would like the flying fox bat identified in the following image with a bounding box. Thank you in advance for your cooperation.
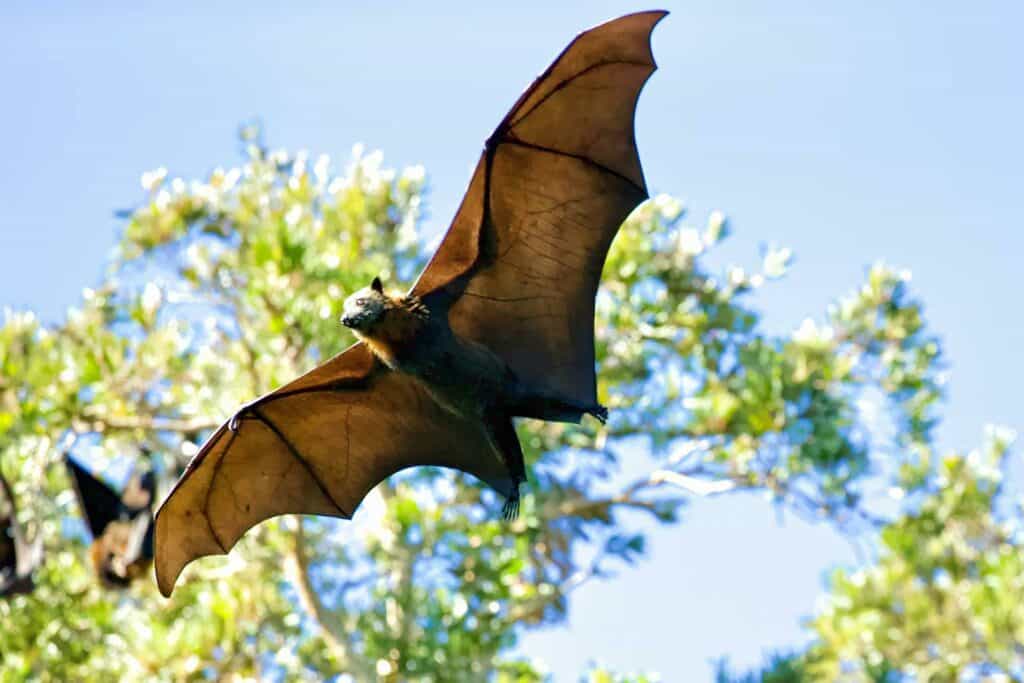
[155,10,666,597]
[0,472,42,597]
[65,455,156,588]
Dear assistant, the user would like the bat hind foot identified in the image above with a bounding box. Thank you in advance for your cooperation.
[501,484,521,521]
[502,496,519,521]
[507,389,609,425]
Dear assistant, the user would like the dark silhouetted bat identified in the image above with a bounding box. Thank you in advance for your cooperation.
[0,472,42,597]
[65,455,156,588]
[155,10,666,597]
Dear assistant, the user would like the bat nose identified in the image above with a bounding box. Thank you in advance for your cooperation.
[341,315,354,327]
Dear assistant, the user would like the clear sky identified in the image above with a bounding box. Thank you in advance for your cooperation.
[2,1,1022,679]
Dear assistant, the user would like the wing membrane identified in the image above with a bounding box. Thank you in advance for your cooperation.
[154,343,512,596]
[66,456,124,539]
[413,11,664,405]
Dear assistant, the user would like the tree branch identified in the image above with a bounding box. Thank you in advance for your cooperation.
[650,469,737,496]
[74,412,221,434]
[541,472,682,521]
[286,516,361,674]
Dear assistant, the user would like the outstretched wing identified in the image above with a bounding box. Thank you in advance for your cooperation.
[155,11,663,596]
[154,343,513,596]
[412,10,665,407]
[66,455,124,539]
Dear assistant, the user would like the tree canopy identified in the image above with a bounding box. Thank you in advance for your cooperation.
[0,131,1019,681]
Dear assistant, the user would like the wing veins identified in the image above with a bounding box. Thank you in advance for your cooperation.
[251,407,349,517]
[462,291,558,303]
[506,58,652,133]
[202,429,234,552]
[502,138,645,196]
[255,379,368,406]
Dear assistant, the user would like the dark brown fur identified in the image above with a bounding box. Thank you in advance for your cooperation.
[348,282,602,520]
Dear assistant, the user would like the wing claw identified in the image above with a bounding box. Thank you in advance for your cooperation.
[229,402,257,431]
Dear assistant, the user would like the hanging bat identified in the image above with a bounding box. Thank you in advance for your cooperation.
[65,455,156,588]
[155,10,666,597]
[0,473,42,598]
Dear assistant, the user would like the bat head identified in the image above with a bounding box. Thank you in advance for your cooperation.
[90,520,152,589]
[340,276,388,332]
[90,536,131,588]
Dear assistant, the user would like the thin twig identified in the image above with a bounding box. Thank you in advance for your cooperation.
[287,516,357,672]
[74,413,220,434]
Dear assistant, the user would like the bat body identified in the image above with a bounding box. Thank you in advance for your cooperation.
[341,278,607,516]
[66,455,156,588]
[0,516,36,593]
[0,476,42,597]
[155,10,667,597]
[342,279,510,421]
[344,281,606,423]
[0,514,39,597]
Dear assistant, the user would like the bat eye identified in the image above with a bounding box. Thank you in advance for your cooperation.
[356,298,367,306]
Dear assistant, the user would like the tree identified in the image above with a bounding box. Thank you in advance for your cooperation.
[0,129,1016,681]
[718,428,1023,682]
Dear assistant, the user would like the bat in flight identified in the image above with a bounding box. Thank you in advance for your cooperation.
[65,455,156,588]
[0,473,42,598]
[155,10,666,597]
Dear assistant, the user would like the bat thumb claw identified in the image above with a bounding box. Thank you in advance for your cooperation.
[229,406,251,431]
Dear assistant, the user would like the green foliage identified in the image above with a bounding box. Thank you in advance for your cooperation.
[581,664,661,683]
[806,426,1022,682]
[0,130,1017,681]
[713,651,809,683]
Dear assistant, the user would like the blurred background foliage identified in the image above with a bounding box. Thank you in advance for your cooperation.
[0,129,1019,681]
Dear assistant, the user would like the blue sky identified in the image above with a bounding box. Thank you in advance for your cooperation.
[2,1,1022,679]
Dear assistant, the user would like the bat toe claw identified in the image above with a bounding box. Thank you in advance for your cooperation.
[501,487,521,521]
[502,497,519,521]
[590,405,609,424]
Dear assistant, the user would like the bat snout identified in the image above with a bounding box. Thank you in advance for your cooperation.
[341,310,376,330]
[341,313,367,329]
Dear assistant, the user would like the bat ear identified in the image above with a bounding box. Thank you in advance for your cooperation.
[371,276,384,293]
